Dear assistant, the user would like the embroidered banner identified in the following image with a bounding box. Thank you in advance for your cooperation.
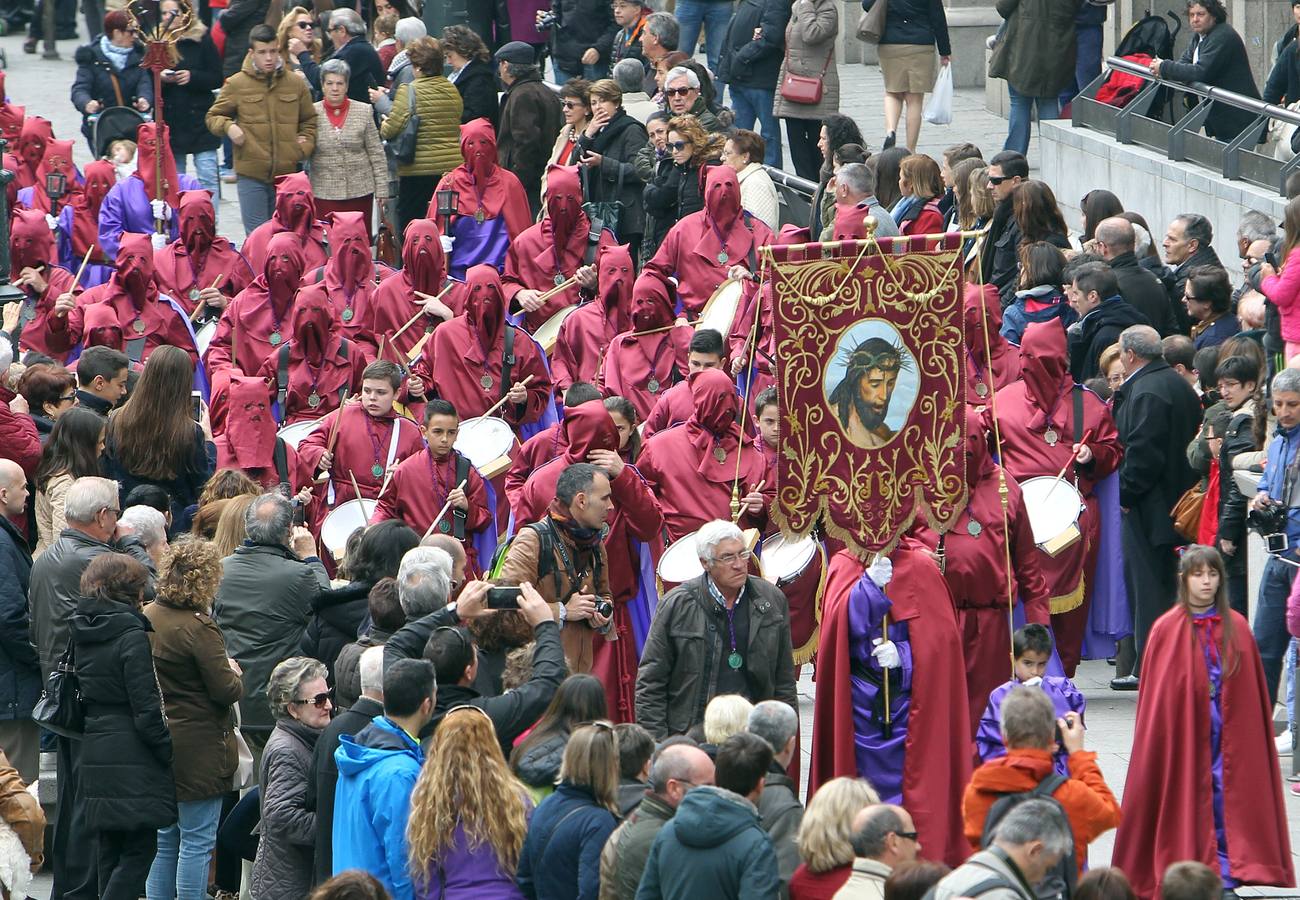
[766,233,968,556]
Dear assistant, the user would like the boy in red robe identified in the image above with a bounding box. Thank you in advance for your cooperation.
[10,207,80,363]
[636,367,773,542]
[551,243,634,396]
[1113,545,1294,899]
[299,211,394,357]
[514,399,663,719]
[642,328,728,438]
[214,373,305,489]
[501,165,613,332]
[600,270,693,420]
[254,287,366,425]
[810,539,973,867]
[155,190,254,319]
[371,398,494,575]
[240,172,329,273]
[409,265,553,432]
[985,321,1123,675]
[370,219,466,362]
[644,165,776,318]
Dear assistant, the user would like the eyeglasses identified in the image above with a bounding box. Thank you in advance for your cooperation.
[668,140,691,151]
[291,691,332,709]
[892,831,920,842]
[57,393,77,404]
[712,549,752,566]
[987,175,1011,185]
[561,100,584,109]
[665,87,693,97]
[100,505,121,517]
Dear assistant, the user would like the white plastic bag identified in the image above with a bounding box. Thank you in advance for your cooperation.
[924,64,954,126]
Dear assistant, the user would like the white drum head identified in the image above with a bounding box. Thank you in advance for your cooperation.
[321,498,376,556]
[1018,476,1085,547]
[533,305,579,353]
[277,419,323,449]
[195,320,217,357]
[455,416,516,470]
[760,533,818,584]
[697,279,744,337]
[657,532,704,584]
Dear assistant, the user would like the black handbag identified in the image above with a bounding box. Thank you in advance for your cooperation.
[389,82,421,166]
[582,164,625,237]
[32,641,84,739]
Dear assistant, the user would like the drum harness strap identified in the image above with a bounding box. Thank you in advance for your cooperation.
[451,452,470,540]
[522,517,604,606]
[273,437,291,485]
[1071,385,1083,478]
[500,325,517,405]
[275,338,351,423]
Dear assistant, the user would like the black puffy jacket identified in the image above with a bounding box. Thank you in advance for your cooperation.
[717,0,791,91]
[550,0,617,77]
[163,31,224,155]
[72,593,177,832]
[71,40,154,141]
[863,0,951,53]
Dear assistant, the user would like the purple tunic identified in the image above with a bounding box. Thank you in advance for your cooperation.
[450,214,510,280]
[415,821,528,900]
[1194,609,1235,887]
[975,676,1088,776]
[1082,472,1132,658]
[96,175,201,260]
[848,573,913,804]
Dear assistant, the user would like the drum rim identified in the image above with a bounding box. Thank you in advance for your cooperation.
[321,497,378,549]
[760,533,819,573]
[657,534,705,581]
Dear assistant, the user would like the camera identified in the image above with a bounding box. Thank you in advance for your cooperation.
[1250,500,1292,554]
[537,11,557,28]
[594,599,613,618]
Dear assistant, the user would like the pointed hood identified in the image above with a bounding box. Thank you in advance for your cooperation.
[133,122,181,207]
[70,160,116,257]
[964,412,995,489]
[273,172,317,238]
[401,218,446,295]
[631,269,676,331]
[1018,321,1073,431]
[324,211,373,294]
[178,189,217,259]
[263,231,306,318]
[698,165,755,268]
[293,285,337,366]
[703,165,742,230]
[464,264,507,363]
[83,302,125,350]
[461,117,499,182]
[544,164,585,244]
[30,139,77,214]
[0,77,26,142]
[16,117,52,186]
[561,399,619,462]
[112,233,160,306]
[596,243,634,337]
[226,374,277,468]
[443,118,516,220]
[964,282,1005,364]
[10,208,56,273]
[686,367,743,481]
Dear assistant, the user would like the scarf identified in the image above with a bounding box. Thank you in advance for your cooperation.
[99,35,133,72]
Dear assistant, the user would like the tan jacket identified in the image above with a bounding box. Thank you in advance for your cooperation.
[308,100,389,201]
[34,472,72,559]
[378,74,464,178]
[498,520,612,674]
[206,55,317,184]
[834,858,891,900]
[0,749,44,878]
[773,0,841,120]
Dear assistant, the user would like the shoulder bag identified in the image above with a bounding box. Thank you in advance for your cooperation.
[857,0,888,44]
[31,642,84,739]
[780,41,834,104]
[390,82,421,166]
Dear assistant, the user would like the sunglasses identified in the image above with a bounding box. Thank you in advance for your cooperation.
[561,100,585,109]
[987,175,1011,185]
[292,691,332,709]
[664,87,693,97]
[668,140,691,150]
[295,20,314,28]
[893,831,920,842]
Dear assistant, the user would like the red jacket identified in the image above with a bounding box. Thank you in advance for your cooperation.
[0,386,40,477]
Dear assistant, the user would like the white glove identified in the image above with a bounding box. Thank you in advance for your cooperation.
[150,231,168,251]
[871,638,901,669]
[1021,676,1043,687]
[439,234,454,254]
[44,213,58,231]
[866,556,893,588]
[150,198,170,222]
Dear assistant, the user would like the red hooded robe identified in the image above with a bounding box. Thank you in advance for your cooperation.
[965,283,1022,406]
[552,243,634,395]
[10,208,78,362]
[600,270,693,420]
[134,122,182,207]
[254,286,366,425]
[431,118,532,243]
[300,211,392,357]
[370,219,467,362]
[240,172,330,274]
[214,374,304,488]
[26,139,79,215]
[15,117,52,192]
[155,190,255,313]
[67,160,115,266]
[0,73,26,147]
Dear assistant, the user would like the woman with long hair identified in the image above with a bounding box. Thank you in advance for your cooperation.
[441,25,497,126]
[789,777,880,899]
[871,146,909,215]
[197,469,261,509]
[892,154,944,236]
[104,346,214,526]
[811,114,864,235]
[950,157,985,232]
[510,674,608,800]
[1113,545,1293,897]
[641,114,722,259]
[603,395,642,463]
[1258,196,1300,360]
[516,723,620,900]
[279,7,323,85]
[407,706,532,898]
[1012,180,1070,250]
[34,406,104,555]
[1080,189,1123,246]
[211,494,256,559]
[144,539,244,900]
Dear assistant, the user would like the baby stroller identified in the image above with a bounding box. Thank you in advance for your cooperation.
[87,105,147,159]
[1095,11,1181,111]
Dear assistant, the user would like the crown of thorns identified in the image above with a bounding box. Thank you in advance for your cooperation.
[840,336,909,374]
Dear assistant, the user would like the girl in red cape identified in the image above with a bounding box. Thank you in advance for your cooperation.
[809,536,973,867]
[1113,545,1294,899]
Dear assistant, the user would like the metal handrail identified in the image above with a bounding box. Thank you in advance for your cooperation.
[1105,55,1300,128]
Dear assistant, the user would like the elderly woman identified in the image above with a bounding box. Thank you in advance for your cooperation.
[17,363,77,441]
[250,656,332,900]
[72,553,176,900]
[370,17,427,116]
[308,58,389,240]
[722,128,779,232]
[71,10,153,150]
[144,539,244,900]
[379,36,464,238]
[574,78,649,253]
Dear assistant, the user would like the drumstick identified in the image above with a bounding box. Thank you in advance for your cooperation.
[414,281,457,304]
[1048,428,1094,495]
[325,392,350,454]
[70,245,95,289]
[534,274,580,305]
[390,308,427,344]
[406,331,432,363]
[422,479,468,539]
[190,275,226,322]
[348,469,363,507]
[629,323,677,337]
[481,374,535,419]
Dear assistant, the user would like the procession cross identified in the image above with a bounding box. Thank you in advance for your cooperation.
[128,0,192,235]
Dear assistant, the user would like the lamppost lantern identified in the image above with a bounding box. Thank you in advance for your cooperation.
[0,140,28,305]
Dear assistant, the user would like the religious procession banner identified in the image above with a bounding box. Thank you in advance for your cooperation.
[765,232,968,557]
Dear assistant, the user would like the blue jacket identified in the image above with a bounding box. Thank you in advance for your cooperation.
[333,716,424,900]
[636,786,781,900]
[1259,423,1300,547]
[517,782,618,900]
[1000,285,1076,347]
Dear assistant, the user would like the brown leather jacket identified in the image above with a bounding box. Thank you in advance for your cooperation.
[0,749,44,881]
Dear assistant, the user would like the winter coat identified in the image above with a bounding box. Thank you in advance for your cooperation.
[999,285,1075,347]
[71,40,154,140]
[1109,250,1178,337]
[1217,400,1257,549]
[642,158,707,260]
[206,54,318,184]
[1161,23,1262,142]
[164,31,224,155]
[308,695,383,885]
[379,74,465,178]
[308,100,389,201]
[1168,244,1225,334]
[574,108,649,242]
[323,38,387,102]
[332,716,424,900]
[1264,42,1300,107]
[757,767,803,891]
[103,422,216,527]
[416,819,531,900]
[1067,295,1151,382]
[251,718,321,900]
[499,73,565,200]
[0,386,39,480]
[34,469,72,560]
[635,575,797,740]
[71,593,177,832]
[454,57,501,129]
[982,202,1022,307]
[864,0,950,51]
[28,528,154,680]
[212,542,330,735]
[551,0,618,77]
[219,0,271,78]
[774,0,840,120]
[333,630,390,711]
[144,598,244,802]
[737,162,779,232]
[0,516,39,724]
[988,0,1077,98]
[1261,245,1300,342]
[513,731,569,791]
[517,782,618,900]
[635,786,781,900]
[300,580,372,685]
[599,792,675,900]
[717,0,791,92]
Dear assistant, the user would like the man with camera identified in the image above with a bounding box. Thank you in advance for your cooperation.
[1249,368,1300,705]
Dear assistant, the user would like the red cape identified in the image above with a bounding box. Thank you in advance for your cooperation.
[810,546,973,867]
[642,380,693,438]
[371,447,493,573]
[1112,608,1294,898]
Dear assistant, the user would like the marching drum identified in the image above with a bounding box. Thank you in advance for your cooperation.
[760,533,820,588]
[1019,476,1086,557]
[656,532,705,593]
[697,278,744,337]
[194,320,217,358]
[760,533,826,661]
[532,305,579,355]
[321,498,377,560]
[455,416,516,480]
[277,419,323,449]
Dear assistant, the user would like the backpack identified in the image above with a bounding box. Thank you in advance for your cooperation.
[979,773,1076,900]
